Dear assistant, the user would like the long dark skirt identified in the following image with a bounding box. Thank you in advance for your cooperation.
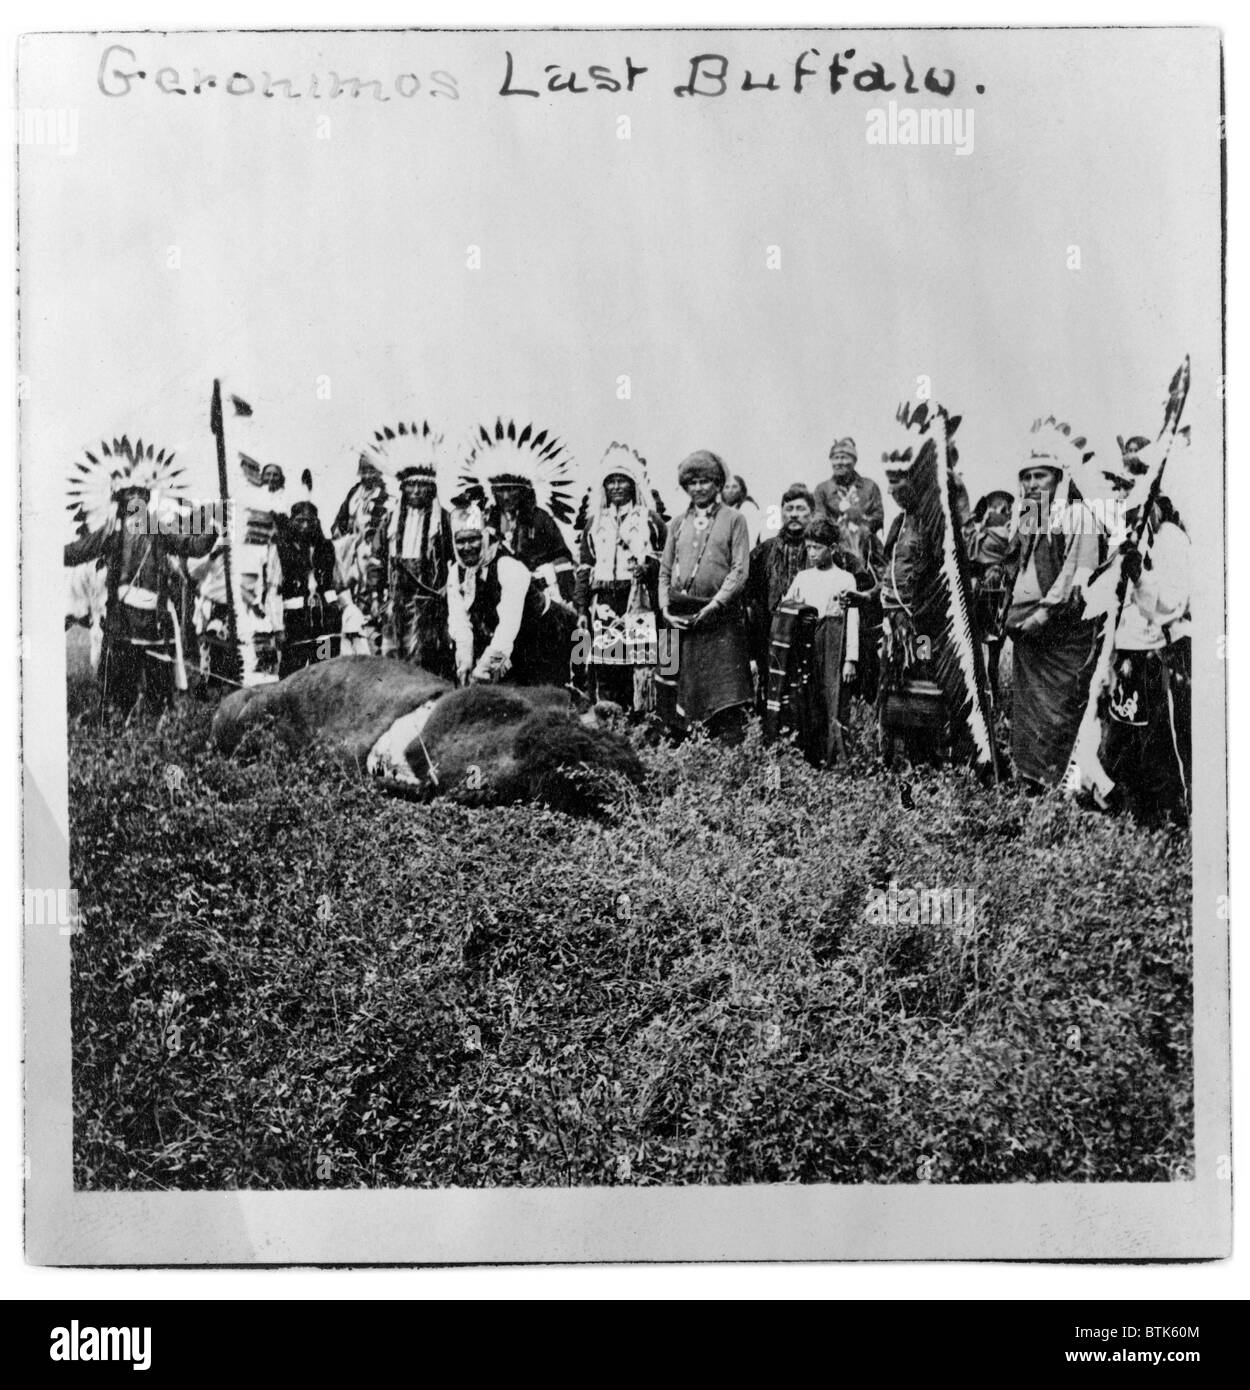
[1010,619,1098,786]
[98,608,175,713]
[507,602,577,689]
[660,597,753,730]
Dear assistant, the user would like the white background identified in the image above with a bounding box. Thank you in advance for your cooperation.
[4,0,1243,1301]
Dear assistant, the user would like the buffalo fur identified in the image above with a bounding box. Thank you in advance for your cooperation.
[407,684,643,813]
[511,711,644,815]
[210,656,451,766]
[210,655,644,815]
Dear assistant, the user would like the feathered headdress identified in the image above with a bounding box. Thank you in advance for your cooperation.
[881,401,962,477]
[367,420,446,482]
[576,442,653,529]
[67,435,187,535]
[1021,416,1094,484]
[1010,415,1097,538]
[289,468,322,523]
[458,418,576,523]
[886,398,998,780]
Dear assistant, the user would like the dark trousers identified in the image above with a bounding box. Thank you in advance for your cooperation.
[1101,644,1190,826]
[98,609,173,714]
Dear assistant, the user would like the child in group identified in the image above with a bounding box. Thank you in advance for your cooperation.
[782,516,861,687]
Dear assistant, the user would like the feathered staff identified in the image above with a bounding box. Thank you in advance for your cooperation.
[898,400,1000,780]
[1063,356,1191,801]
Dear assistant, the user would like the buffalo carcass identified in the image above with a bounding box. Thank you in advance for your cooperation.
[210,655,643,815]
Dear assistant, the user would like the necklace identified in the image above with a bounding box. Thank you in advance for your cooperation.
[677,505,718,592]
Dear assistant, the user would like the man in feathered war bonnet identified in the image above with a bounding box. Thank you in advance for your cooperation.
[874,402,998,772]
[459,419,579,616]
[574,443,667,712]
[875,449,939,761]
[488,474,576,605]
[657,449,753,743]
[64,442,220,713]
[369,423,455,675]
[1096,433,1191,825]
[880,458,924,629]
[445,496,575,688]
[1004,419,1105,789]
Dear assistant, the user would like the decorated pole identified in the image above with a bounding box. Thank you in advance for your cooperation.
[209,378,240,670]
[1063,356,1191,801]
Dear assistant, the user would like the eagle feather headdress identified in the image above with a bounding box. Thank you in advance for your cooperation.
[1010,416,1096,536]
[887,399,999,780]
[367,420,447,483]
[457,417,576,523]
[67,435,187,535]
[574,441,654,531]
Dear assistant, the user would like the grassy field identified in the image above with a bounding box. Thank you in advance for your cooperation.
[69,697,1193,1189]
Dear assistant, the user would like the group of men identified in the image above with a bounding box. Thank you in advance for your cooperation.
[65,408,1191,826]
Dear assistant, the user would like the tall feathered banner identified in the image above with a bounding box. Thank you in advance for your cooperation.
[210,380,285,685]
[1063,357,1191,800]
[901,401,1000,779]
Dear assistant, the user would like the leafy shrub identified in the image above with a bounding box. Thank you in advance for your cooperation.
[69,702,1192,1188]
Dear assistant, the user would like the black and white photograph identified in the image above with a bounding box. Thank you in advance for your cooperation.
[17,19,1231,1267]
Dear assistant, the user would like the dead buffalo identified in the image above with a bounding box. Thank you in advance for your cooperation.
[210,655,643,815]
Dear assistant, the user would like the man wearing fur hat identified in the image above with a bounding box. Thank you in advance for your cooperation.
[446,499,574,689]
[574,443,667,712]
[657,449,753,743]
[814,436,885,538]
[1005,420,1105,788]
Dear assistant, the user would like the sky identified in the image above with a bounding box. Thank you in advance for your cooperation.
[20,27,1222,558]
